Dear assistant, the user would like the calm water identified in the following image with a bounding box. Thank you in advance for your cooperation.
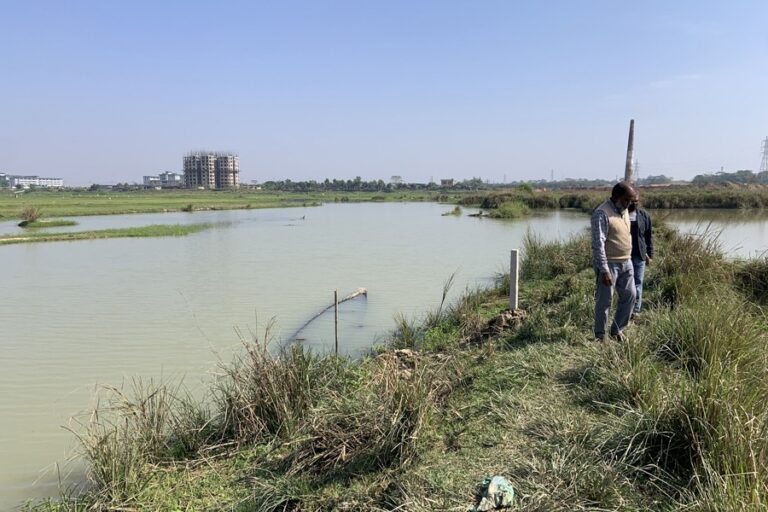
[656,209,768,258]
[0,203,587,510]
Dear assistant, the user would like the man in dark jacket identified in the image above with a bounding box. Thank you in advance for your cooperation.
[628,195,653,317]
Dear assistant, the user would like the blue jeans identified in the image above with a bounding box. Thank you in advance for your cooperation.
[631,256,646,314]
[594,261,636,338]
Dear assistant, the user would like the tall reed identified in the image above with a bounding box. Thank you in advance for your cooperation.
[68,379,213,504]
[214,337,349,444]
[583,226,768,507]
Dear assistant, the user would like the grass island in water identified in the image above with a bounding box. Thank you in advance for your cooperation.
[18,219,78,228]
[0,223,211,245]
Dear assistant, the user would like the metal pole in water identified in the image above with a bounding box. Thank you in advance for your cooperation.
[334,290,339,356]
[510,249,519,310]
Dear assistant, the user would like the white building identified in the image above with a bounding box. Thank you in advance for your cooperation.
[143,176,162,187]
[143,172,183,188]
[8,175,64,189]
[159,171,183,187]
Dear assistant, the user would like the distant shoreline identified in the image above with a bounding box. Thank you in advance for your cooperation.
[2,185,768,221]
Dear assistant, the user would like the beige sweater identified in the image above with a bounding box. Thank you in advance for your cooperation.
[598,200,631,261]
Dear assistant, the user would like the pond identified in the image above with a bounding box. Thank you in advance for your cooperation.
[0,203,588,510]
[3,203,767,509]
[655,208,768,258]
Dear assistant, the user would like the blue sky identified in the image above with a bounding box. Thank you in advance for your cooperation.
[1,1,766,185]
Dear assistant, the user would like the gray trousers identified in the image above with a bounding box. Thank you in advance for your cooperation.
[594,261,636,338]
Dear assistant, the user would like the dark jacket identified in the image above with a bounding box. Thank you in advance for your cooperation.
[631,208,653,260]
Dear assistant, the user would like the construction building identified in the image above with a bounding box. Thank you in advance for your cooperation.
[183,152,240,189]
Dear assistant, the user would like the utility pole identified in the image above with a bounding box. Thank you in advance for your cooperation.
[635,159,640,184]
[624,119,635,184]
[761,137,768,174]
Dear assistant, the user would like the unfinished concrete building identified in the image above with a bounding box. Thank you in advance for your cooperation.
[183,152,240,189]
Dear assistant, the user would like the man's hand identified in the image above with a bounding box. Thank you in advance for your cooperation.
[645,255,652,265]
[600,272,613,286]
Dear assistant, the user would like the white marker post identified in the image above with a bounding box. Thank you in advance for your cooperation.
[334,290,339,356]
[510,249,519,311]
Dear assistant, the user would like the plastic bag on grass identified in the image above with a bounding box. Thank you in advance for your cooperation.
[472,475,515,511]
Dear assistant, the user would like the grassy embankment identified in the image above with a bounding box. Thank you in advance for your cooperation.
[461,184,768,214]
[0,190,445,220]
[2,185,768,224]
[25,221,768,511]
[0,224,211,245]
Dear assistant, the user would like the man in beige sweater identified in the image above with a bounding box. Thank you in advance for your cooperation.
[590,182,638,341]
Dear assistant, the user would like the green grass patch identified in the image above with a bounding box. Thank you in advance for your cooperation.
[441,205,462,216]
[0,223,210,245]
[485,200,531,219]
[0,190,447,219]
[735,256,768,304]
[18,219,78,228]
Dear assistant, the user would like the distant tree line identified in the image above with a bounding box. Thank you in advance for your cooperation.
[692,170,768,186]
[261,177,405,192]
[84,183,144,192]
[260,177,624,192]
[76,171,768,194]
[259,177,498,192]
[510,178,614,190]
[637,174,674,186]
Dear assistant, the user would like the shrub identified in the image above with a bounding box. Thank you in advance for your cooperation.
[20,206,42,222]
[285,357,433,480]
[558,193,601,212]
[441,205,462,216]
[652,225,731,307]
[214,341,349,443]
[643,296,765,379]
[521,230,591,281]
[69,379,214,504]
[734,257,768,304]
[486,201,531,219]
[18,206,43,226]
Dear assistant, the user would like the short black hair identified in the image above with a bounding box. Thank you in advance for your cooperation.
[611,181,635,200]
